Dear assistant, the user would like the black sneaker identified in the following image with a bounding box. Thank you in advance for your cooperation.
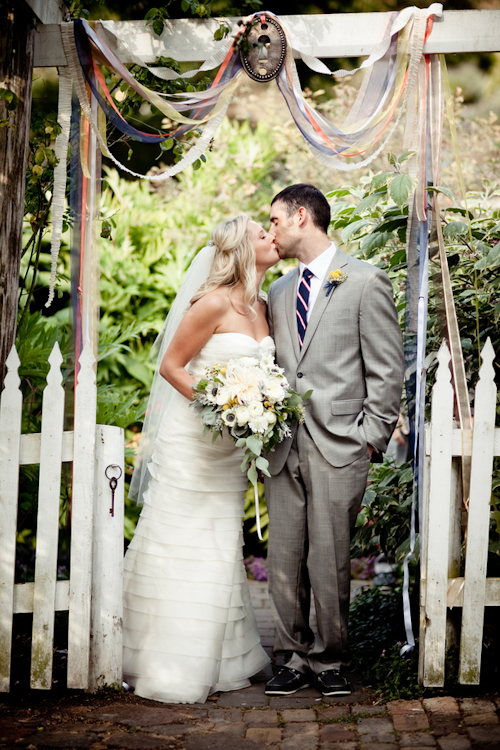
[265,666,310,696]
[315,670,352,696]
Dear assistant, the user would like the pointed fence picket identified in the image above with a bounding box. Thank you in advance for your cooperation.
[0,347,23,693]
[420,338,500,686]
[0,342,124,692]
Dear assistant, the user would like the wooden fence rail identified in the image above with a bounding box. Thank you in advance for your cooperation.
[0,342,124,692]
[420,338,500,686]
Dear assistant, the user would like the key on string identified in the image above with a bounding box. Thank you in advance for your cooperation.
[105,464,123,518]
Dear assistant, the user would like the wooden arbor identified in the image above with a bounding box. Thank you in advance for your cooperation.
[1,1,500,691]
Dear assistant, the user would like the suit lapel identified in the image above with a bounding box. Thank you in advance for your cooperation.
[299,249,349,362]
[284,267,301,361]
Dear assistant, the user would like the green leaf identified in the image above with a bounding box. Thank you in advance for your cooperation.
[286,393,300,408]
[376,215,407,233]
[192,159,202,171]
[247,463,258,486]
[446,206,474,219]
[144,8,158,20]
[443,220,468,238]
[153,18,164,35]
[341,219,372,243]
[389,174,416,207]
[370,172,392,191]
[246,434,263,456]
[301,389,313,400]
[235,438,247,448]
[360,231,393,253]
[181,0,190,10]
[256,455,270,476]
[426,185,457,203]
[353,193,382,216]
[397,150,415,163]
[326,188,351,198]
[475,243,500,269]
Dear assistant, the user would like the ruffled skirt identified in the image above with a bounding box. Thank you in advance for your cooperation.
[123,391,269,703]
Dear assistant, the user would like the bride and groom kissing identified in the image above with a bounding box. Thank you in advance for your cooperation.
[124,183,404,704]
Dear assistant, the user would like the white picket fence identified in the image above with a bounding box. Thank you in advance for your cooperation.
[419,338,500,686]
[0,342,124,692]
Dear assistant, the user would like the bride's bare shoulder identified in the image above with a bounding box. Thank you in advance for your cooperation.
[189,287,230,317]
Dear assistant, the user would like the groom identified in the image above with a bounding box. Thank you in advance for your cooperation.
[264,184,404,696]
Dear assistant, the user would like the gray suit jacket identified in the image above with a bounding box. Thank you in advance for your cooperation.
[267,248,404,475]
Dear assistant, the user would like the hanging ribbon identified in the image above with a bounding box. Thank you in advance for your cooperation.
[400,50,443,656]
[47,68,72,307]
[62,6,444,182]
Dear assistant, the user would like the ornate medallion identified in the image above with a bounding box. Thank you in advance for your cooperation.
[240,15,287,83]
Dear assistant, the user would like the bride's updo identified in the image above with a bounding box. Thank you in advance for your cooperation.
[191,215,258,313]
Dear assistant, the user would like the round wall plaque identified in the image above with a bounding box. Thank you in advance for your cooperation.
[240,15,287,83]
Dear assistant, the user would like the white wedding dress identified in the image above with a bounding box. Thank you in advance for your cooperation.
[122,333,273,704]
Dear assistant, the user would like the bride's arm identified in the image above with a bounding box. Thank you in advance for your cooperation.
[159,292,228,401]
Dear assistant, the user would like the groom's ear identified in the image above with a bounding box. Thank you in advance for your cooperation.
[296,206,307,226]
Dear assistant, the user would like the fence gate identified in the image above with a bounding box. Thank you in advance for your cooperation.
[420,338,500,686]
[0,342,124,691]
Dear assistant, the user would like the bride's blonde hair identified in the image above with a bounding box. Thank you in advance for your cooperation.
[191,215,257,313]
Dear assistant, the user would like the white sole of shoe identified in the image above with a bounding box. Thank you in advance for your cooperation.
[264,682,310,696]
[320,689,352,696]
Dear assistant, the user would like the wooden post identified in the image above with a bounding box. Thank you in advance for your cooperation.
[0,347,23,692]
[89,424,125,691]
[31,343,65,689]
[0,2,35,392]
[67,343,97,689]
[459,338,497,684]
[422,341,454,687]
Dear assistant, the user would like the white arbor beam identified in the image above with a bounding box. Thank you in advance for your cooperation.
[25,0,66,25]
[34,9,500,68]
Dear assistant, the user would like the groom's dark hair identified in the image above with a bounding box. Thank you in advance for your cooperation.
[272,184,330,234]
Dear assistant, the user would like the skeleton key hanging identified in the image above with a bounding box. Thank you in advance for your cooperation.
[240,14,287,82]
[105,464,123,517]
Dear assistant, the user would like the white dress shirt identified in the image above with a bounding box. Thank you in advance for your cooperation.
[298,243,337,322]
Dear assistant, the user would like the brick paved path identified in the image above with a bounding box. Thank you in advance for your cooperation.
[1,582,499,749]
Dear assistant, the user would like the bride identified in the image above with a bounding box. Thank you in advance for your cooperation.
[123,215,279,704]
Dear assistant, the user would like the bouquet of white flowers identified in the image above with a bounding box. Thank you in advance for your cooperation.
[191,353,311,538]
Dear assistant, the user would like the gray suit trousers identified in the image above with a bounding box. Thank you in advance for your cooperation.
[265,424,370,674]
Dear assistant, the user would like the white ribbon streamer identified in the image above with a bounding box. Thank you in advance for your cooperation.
[289,4,442,79]
[60,22,242,182]
[254,479,263,541]
[46,67,72,307]
[99,19,234,80]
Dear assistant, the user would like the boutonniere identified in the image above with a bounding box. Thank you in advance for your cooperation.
[324,269,348,296]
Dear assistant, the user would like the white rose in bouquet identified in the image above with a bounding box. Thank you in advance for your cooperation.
[234,406,251,426]
[264,410,277,425]
[247,400,264,417]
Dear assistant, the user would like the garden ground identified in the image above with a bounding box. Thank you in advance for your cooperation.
[1,581,499,750]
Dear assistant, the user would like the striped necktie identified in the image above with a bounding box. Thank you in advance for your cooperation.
[296,267,313,349]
